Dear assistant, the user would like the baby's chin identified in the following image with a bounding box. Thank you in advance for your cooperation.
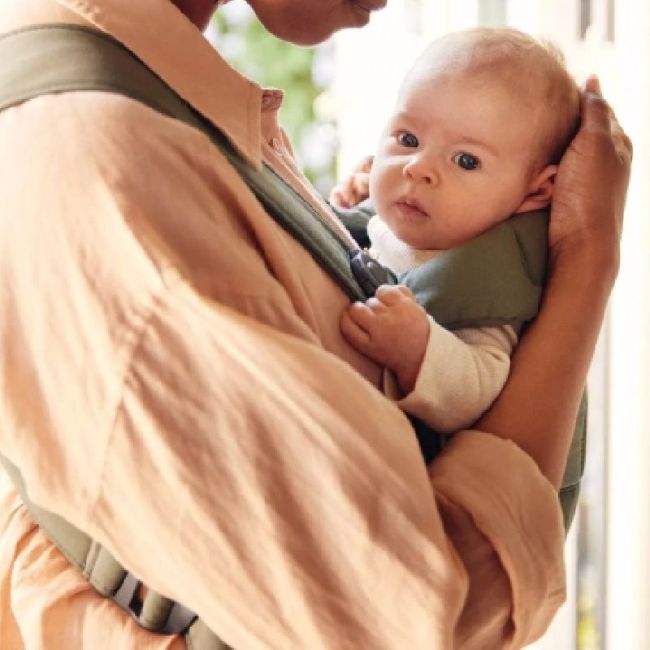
[382,209,448,250]
[388,224,446,251]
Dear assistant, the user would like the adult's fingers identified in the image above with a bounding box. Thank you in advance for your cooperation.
[581,76,633,165]
[608,108,633,165]
[584,74,601,95]
[550,75,632,260]
[581,85,613,136]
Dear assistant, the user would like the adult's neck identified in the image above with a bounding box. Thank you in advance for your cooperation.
[171,0,220,31]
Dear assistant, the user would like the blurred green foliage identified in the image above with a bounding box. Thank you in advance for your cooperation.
[211,10,334,188]
[214,17,317,145]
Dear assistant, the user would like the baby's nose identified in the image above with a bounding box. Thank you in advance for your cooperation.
[403,156,440,185]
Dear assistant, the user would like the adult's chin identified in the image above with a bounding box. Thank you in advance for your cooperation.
[249,10,333,45]
[246,1,368,47]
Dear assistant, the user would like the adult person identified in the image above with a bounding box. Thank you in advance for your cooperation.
[0,1,631,649]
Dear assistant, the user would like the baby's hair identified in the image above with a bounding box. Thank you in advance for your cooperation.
[482,29,580,165]
[417,27,581,167]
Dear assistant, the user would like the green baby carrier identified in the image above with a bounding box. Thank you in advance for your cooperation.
[0,24,586,649]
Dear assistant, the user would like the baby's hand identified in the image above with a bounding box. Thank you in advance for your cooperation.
[329,155,373,208]
[340,284,429,393]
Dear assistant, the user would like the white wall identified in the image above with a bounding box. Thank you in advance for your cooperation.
[603,1,650,647]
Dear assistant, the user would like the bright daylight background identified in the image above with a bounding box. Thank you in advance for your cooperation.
[209,1,649,648]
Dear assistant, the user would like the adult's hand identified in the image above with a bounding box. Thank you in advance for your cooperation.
[477,78,632,488]
[550,76,632,278]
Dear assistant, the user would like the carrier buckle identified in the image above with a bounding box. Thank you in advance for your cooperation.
[112,572,197,635]
[349,249,396,298]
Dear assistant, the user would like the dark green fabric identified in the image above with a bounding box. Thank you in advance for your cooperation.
[401,212,586,528]
[187,621,233,650]
[0,455,133,596]
[337,205,549,330]
[0,453,205,635]
[401,209,548,330]
[560,393,588,530]
[330,199,375,249]
[0,455,94,575]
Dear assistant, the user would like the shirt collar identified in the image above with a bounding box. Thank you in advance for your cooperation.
[57,0,263,167]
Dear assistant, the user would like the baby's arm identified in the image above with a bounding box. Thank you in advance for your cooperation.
[340,284,519,434]
[390,323,518,434]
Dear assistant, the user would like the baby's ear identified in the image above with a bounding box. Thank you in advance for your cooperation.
[514,165,557,213]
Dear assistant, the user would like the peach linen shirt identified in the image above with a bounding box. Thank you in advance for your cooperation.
[0,1,565,648]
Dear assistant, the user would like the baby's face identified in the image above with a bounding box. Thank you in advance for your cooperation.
[370,68,548,250]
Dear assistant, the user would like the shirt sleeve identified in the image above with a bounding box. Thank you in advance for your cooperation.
[85,285,564,650]
[429,431,566,649]
[384,319,520,434]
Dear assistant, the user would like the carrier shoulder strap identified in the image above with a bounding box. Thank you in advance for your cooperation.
[0,23,394,303]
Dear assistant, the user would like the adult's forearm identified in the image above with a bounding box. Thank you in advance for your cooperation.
[476,253,615,487]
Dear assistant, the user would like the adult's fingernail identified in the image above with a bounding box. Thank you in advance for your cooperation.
[586,75,602,94]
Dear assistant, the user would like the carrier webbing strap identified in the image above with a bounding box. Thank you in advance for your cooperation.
[0,23,373,303]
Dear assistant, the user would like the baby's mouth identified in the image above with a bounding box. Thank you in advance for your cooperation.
[394,198,428,220]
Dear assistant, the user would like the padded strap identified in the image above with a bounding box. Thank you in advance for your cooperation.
[335,200,549,329]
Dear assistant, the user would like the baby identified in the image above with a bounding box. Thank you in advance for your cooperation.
[335,28,580,434]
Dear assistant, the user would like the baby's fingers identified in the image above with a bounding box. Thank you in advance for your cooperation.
[329,184,355,208]
[375,284,415,306]
[349,172,370,204]
[329,176,370,208]
[340,307,372,351]
[347,300,382,326]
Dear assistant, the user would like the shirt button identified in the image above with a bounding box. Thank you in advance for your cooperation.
[271,137,281,150]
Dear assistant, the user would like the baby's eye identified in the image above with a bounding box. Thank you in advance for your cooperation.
[397,132,419,148]
[453,152,480,171]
